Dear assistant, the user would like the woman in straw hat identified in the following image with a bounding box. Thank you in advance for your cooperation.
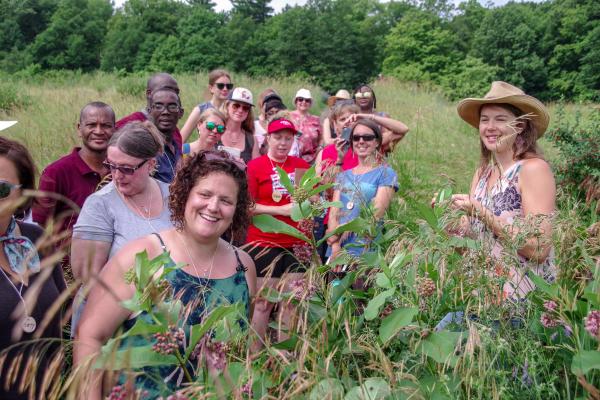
[450,81,556,301]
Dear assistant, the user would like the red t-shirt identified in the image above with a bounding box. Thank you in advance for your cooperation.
[320,144,358,171]
[246,155,310,248]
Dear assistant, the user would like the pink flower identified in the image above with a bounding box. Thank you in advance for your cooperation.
[540,312,559,328]
[106,385,127,400]
[543,300,558,312]
[289,278,317,301]
[292,243,314,265]
[584,310,600,338]
[241,380,253,397]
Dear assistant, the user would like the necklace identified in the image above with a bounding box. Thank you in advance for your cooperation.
[268,155,288,203]
[0,266,36,333]
[180,232,219,278]
[125,180,155,219]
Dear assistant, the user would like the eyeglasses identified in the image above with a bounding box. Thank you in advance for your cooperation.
[152,103,180,113]
[0,180,22,199]
[102,159,149,175]
[206,121,225,134]
[215,83,234,90]
[354,92,372,99]
[296,97,311,103]
[199,150,246,171]
[231,102,251,112]
[352,134,377,142]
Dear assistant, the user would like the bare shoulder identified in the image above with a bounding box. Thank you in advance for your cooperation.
[520,158,554,181]
[234,247,256,272]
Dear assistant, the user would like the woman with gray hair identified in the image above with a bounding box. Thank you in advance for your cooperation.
[70,121,174,336]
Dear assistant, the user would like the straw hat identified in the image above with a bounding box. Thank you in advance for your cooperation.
[457,81,549,137]
[327,89,351,107]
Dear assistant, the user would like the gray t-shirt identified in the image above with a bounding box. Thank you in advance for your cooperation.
[73,179,173,258]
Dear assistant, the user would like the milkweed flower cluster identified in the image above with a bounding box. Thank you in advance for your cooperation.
[288,278,317,301]
[540,300,560,328]
[584,310,600,338]
[152,325,185,355]
[192,335,229,371]
[292,243,313,265]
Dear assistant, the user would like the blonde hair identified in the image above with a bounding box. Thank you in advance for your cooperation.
[331,103,359,121]
[198,108,227,125]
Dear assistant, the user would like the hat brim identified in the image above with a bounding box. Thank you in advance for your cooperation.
[0,121,18,131]
[457,95,549,138]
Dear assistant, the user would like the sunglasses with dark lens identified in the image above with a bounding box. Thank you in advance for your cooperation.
[206,121,225,134]
[0,180,22,199]
[215,83,234,90]
[152,103,180,113]
[352,134,377,142]
[102,159,149,175]
[296,97,311,103]
[354,92,372,99]
[200,150,246,171]
[231,102,251,112]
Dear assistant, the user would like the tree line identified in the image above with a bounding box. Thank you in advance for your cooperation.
[1,0,598,101]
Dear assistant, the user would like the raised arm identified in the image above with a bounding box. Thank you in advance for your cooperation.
[180,106,202,144]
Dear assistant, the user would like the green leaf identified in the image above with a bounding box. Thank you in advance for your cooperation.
[364,289,395,321]
[184,305,240,360]
[276,166,294,194]
[308,183,334,197]
[291,200,312,221]
[318,218,365,247]
[375,272,392,289]
[571,350,600,375]
[528,272,559,297]
[388,252,411,273]
[299,165,316,186]
[273,335,298,350]
[379,307,418,343]
[345,377,391,400]
[252,214,309,242]
[310,378,345,400]
[97,345,178,370]
[417,331,462,367]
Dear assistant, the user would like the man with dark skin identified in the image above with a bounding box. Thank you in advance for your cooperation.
[33,102,116,276]
[148,88,184,183]
[115,72,183,149]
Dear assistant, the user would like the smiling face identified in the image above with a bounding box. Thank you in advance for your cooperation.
[78,106,115,154]
[267,129,295,161]
[351,123,379,158]
[354,86,374,109]
[107,146,154,196]
[184,171,238,240]
[227,101,251,123]
[197,115,225,148]
[479,104,523,154]
[210,75,232,101]
[295,96,312,113]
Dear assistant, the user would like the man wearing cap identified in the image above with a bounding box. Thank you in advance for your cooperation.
[32,102,116,273]
[115,72,183,150]
[148,88,184,183]
[289,88,322,164]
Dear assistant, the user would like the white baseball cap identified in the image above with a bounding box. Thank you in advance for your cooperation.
[294,88,312,101]
[228,87,254,106]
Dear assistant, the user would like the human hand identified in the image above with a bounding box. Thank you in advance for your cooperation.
[333,137,347,161]
[277,202,294,216]
[450,194,475,214]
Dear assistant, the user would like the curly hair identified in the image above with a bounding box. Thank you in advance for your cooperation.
[169,151,252,243]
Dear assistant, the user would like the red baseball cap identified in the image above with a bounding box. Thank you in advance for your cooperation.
[267,118,297,135]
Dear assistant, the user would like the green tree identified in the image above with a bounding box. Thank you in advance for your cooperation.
[28,0,112,70]
[231,0,273,23]
[382,9,459,83]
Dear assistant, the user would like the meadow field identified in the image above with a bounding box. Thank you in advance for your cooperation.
[0,72,598,399]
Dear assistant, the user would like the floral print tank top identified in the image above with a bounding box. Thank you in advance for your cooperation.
[472,161,556,301]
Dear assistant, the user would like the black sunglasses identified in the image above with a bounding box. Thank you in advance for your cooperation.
[216,83,234,90]
[0,180,22,199]
[103,159,149,175]
[352,134,377,142]
[199,150,246,171]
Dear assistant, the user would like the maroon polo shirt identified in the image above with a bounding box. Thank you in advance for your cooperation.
[116,111,183,149]
[32,147,103,236]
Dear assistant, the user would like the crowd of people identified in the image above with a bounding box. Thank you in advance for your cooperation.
[0,70,557,399]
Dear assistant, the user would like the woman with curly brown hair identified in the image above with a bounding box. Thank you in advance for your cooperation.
[74,150,256,399]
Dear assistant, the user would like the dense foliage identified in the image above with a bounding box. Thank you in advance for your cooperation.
[1,0,599,100]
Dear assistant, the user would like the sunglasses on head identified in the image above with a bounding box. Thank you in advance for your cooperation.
[296,97,311,103]
[199,150,246,171]
[352,134,377,142]
[0,180,22,199]
[354,92,372,99]
[206,121,225,134]
[103,159,149,175]
[152,103,180,113]
[216,83,234,90]
[231,102,251,112]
